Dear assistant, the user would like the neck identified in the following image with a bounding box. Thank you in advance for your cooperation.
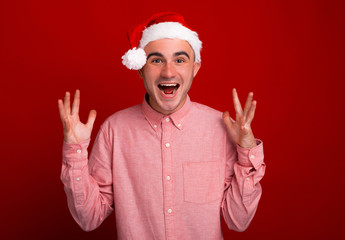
[146,94,187,115]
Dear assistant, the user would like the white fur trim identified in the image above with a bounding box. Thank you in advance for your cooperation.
[121,47,147,70]
[139,22,202,63]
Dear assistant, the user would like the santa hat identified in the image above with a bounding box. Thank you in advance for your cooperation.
[121,12,202,70]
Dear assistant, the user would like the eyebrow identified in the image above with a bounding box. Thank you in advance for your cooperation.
[146,51,190,60]
[147,52,163,60]
[174,51,190,59]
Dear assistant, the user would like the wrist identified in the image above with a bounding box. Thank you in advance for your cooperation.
[239,142,257,149]
[239,136,257,149]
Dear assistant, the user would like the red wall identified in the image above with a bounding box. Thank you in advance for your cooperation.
[1,0,344,239]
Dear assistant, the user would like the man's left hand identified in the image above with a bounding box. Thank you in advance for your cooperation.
[223,88,257,149]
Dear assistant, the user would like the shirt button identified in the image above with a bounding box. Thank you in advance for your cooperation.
[76,177,80,181]
[168,208,172,213]
[250,154,255,159]
[177,123,181,127]
[153,125,157,128]
[77,149,81,154]
[246,177,250,181]
[166,176,171,180]
[165,143,170,148]
[165,118,170,122]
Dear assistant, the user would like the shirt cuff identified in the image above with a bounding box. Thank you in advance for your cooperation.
[62,138,91,162]
[236,139,264,169]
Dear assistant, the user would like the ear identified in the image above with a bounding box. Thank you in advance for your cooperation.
[193,62,201,77]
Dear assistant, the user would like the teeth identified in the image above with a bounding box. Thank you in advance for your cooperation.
[160,84,177,87]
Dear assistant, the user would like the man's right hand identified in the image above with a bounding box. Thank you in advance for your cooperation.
[58,89,97,144]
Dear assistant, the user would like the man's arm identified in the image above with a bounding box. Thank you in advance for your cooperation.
[221,138,265,231]
[221,88,265,231]
[58,90,114,231]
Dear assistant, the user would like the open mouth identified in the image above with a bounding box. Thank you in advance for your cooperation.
[158,83,180,95]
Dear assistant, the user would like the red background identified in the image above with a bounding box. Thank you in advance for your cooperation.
[1,0,345,239]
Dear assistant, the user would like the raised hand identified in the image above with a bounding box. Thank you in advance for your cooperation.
[223,88,257,149]
[58,90,97,144]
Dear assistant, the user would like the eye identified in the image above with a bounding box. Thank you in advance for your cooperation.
[176,58,185,63]
[151,58,162,63]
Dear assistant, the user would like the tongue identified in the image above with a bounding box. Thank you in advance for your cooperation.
[163,86,175,94]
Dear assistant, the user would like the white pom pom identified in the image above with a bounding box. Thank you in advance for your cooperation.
[121,47,147,70]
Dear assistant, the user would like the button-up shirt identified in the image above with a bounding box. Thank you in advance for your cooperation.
[61,95,265,240]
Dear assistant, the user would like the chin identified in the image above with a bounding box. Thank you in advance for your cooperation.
[150,90,186,114]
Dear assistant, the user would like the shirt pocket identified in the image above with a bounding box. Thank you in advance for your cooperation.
[183,161,221,204]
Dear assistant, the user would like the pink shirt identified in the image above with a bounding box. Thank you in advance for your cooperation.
[61,95,265,240]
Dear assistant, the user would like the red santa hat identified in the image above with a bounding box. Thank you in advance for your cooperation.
[121,12,202,70]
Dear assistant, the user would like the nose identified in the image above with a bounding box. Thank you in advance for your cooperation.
[160,61,176,79]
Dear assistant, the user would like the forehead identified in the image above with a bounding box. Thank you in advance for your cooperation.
[144,38,194,56]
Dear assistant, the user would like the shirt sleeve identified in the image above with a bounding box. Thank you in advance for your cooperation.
[60,125,114,231]
[221,137,265,232]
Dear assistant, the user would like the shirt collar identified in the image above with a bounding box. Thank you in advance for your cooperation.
[141,93,192,131]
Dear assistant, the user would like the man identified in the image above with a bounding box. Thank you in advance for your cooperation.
[58,12,265,240]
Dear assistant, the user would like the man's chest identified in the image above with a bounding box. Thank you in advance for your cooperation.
[110,121,228,204]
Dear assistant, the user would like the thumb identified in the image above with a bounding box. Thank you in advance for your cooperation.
[86,110,97,129]
[222,111,235,132]
[64,117,71,132]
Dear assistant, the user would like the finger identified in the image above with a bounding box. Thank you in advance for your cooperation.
[246,100,257,124]
[64,91,71,115]
[58,99,67,127]
[86,110,97,130]
[243,92,253,117]
[222,111,235,132]
[71,89,80,115]
[232,88,243,115]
